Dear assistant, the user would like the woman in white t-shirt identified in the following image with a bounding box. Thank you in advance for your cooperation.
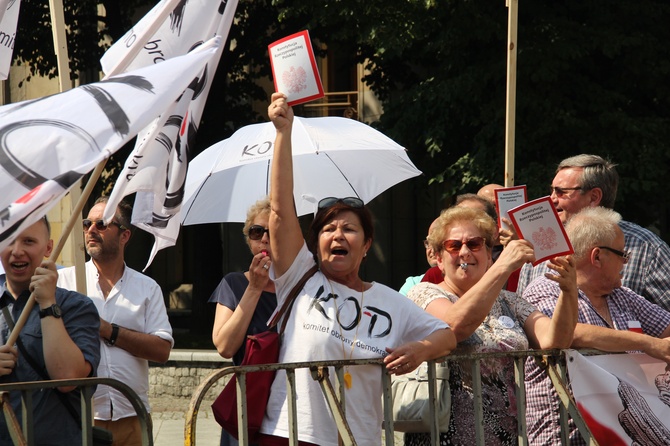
[259,92,456,446]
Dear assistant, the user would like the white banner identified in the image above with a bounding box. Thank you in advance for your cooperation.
[101,0,233,76]
[0,37,220,252]
[102,0,238,269]
[0,0,20,80]
[566,350,670,445]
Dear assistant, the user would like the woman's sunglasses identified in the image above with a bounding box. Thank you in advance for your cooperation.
[248,225,270,241]
[82,219,127,232]
[443,237,486,253]
[317,197,364,210]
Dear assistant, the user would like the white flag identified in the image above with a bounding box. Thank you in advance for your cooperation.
[0,0,20,80]
[566,350,670,445]
[101,0,234,76]
[0,37,220,252]
[102,0,238,269]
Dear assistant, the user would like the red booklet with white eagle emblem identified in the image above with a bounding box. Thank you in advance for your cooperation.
[268,30,325,106]
[507,196,574,265]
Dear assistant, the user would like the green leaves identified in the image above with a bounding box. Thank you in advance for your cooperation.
[15,0,670,239]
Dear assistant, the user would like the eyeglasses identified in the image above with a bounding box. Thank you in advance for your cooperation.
[549,186,583,197]
[83,219,127,232]
[443,237,486,253]
[317,197,364,210]
[597,246,630,264]
[248,225,270,241]
[423,239,431,249]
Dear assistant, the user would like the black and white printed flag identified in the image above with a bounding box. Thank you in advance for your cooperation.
[0,0,20,80]
[0,37,220,252]
[101,0,238,269]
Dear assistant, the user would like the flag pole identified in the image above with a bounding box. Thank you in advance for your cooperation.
[47,0,89,296]
[504,0,519,187]
[5,162,107,347]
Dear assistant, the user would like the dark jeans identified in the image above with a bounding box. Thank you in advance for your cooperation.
[220,429,239,446]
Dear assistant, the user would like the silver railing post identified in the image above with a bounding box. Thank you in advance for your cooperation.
[185,351,609,445]
[514,356,528,446]
[0,377,153,446]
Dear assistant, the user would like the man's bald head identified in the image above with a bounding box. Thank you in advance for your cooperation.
[477,184,504,204]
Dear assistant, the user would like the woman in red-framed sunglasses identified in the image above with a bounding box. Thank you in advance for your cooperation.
[404,205,579,446]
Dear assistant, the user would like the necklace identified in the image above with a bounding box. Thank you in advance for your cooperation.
[596,302,613,327]
[328,279,365,390]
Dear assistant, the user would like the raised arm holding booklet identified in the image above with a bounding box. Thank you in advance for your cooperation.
[507,196,574,265]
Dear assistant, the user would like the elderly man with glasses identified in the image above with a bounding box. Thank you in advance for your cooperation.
[522,206,670,445]
[516,154,670,312]
[57,196,173,446]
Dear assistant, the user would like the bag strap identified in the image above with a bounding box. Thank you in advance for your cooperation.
[1,305,82,430]
[268,264,318,334]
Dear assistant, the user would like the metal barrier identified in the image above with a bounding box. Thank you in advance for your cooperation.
[0,377,152,446]
[186,350,599,446]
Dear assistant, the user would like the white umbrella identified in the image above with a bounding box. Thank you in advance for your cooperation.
[182,116,421,224]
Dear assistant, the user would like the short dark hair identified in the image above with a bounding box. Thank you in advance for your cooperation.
[94,196,132,232]
[306,202,374,262]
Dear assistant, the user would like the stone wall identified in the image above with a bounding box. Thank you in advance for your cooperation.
[149,349,232,410]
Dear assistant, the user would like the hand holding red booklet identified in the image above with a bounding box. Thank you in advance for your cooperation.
[507,196,574,265]
[268,30,325,106]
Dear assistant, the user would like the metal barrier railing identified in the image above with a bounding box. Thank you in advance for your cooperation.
[0,377,152,446]
[186,349,600,446]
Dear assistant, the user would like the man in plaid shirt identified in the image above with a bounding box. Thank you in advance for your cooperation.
[523,206,670,445]
[516,154,670,311]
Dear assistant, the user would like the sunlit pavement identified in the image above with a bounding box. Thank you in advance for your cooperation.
[152,406,221,446]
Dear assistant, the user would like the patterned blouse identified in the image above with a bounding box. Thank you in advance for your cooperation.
[404,282,537,446]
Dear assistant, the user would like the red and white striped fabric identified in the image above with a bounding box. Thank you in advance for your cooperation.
[566,350,670,445]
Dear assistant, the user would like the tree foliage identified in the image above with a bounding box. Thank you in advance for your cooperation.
[274,0,670,238]
[15,0,670,239]
[13,0,152,81]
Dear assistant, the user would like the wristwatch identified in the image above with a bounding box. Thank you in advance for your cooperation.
[105,323,120,346]
[38,304,63,319]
